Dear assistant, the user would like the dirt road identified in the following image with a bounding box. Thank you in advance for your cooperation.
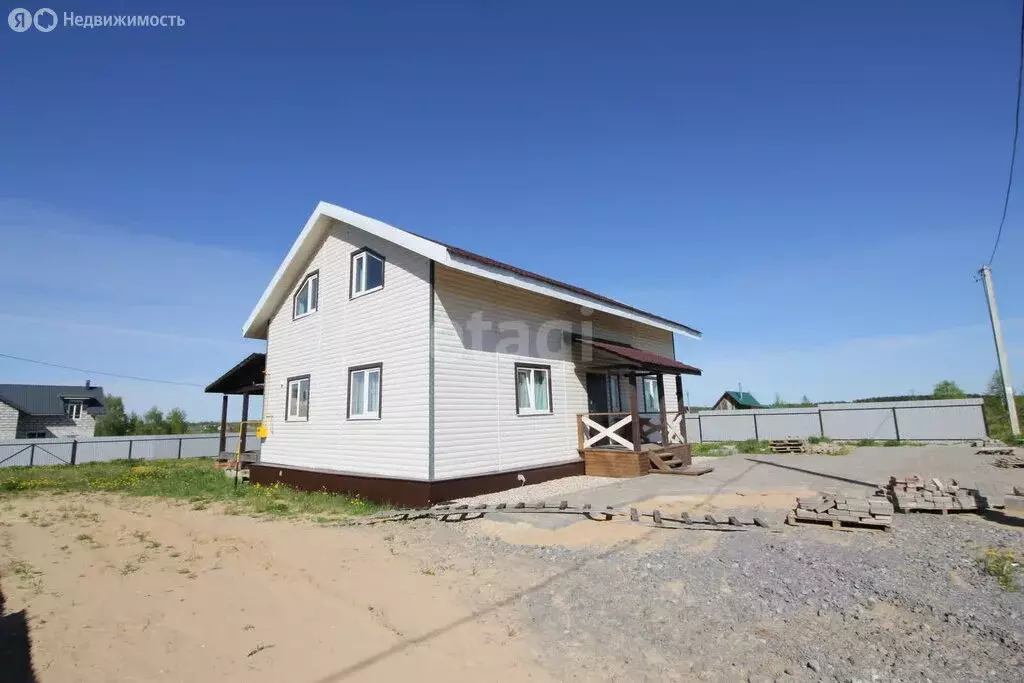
[0,495,549,683]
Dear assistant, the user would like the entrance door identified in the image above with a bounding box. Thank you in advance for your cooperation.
[586,373,609,413]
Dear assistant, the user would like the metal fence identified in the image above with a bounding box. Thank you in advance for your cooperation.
[684,398,987,442]
[0,432,261,468]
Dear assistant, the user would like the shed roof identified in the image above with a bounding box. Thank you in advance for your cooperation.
[205,353,266,395]
[722,391,761,408]
[573,337,702,376]
[0,384,106,416]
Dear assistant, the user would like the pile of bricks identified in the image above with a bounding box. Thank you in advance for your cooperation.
[789,491,894,529]
[888,475,980,513]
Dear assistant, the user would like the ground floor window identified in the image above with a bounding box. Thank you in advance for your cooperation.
[348,364,381,419]
[515,363,552,415]
[25,431,48,439]
[642,376,660,413]
[286,376,310,420]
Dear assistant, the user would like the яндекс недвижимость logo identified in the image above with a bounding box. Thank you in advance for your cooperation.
[8,7,57,32]
[8,8,184,32]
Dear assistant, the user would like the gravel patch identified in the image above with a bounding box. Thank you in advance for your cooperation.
[411,509,1024,682]
[453,475,617,505]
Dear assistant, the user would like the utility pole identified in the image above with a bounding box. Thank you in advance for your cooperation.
[979,264,1020,437]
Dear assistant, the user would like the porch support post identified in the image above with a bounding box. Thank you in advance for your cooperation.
[628,374,641,453]
[218,394,229,454]
[239,393,250,454]
[676,375,689,443]
[656,374,669,445]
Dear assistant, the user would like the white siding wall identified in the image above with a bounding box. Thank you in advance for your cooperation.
[260,219,431,479]
[432,266,683,480]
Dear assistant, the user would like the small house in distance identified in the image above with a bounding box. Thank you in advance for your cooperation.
[0,382,106,439]
[237,202,704,506]
[712,390,761,411]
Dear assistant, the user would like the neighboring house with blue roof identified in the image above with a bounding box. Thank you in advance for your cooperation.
[712,390,762,411]
[0,381,106,439]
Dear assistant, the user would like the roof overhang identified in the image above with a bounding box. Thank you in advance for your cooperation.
[205,353,266,395]
[574,337,702,376]
[242,202,702,340]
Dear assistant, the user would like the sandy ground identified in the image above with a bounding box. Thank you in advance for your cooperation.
[0,494,551,683]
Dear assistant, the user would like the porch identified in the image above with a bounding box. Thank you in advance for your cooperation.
[572,335,710,478]
[204,352,265,468]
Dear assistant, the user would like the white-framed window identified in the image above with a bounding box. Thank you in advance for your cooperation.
[286,376,310,420]
[66,401,82,420]
[348,364,382,419]
[293,272,319,318]
[642,376,660,413]
[515,364,552,415]
[350,249,384,298]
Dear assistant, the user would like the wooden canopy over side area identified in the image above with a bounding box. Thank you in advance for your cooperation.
[205,353,265,458]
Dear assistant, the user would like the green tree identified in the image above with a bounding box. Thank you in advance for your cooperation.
[800,394,812,406]
[986,371,1007,409]
[772,393,785,407]
[135,407,169,435]
[166,408,188,434]
[932,380,966,399]
[94,395,130,436]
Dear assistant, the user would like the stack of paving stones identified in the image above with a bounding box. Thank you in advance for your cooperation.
[789,490,893,529]
[888,475,981,513]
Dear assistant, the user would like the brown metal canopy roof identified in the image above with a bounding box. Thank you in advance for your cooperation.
[205,353,266,395]
[573,337,702,376]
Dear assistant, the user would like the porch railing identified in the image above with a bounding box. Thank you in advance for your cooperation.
[576,411,686,451]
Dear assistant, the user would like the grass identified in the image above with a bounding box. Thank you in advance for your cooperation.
[0,458,386,521]
[978,548,1021,591]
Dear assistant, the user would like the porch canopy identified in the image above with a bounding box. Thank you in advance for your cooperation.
[205,353,265,458]
[572,336,702,376]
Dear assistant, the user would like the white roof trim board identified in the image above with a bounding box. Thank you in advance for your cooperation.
[243,202,701,340]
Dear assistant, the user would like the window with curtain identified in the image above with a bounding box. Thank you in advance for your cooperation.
[349,365,382,419]
[642,376,660,413]
[286,376,310,420]
[515,364,551,414]
[293,272,319,318]
[351,249,385,297]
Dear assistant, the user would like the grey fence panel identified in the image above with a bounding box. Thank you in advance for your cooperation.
[894,405,986,440]
[0,433,262,468]
[820,407,896,440]
[684,399,985,442]
[754,411,822,440]
[697,413,758,442]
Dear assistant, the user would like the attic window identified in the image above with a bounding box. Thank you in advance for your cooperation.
[351,249,384,298]
[293,271,319,318]
[65,401,82,420]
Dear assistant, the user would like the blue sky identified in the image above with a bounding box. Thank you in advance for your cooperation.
[1,0,1022,418]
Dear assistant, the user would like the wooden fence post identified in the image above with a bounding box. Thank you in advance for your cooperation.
[127,439,133,461]
[892,407,901,442]
[177,437,183,459]
[29,444,34,466]
[70,440,78,466]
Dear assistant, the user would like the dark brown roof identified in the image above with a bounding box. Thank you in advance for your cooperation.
[574,337,702,376]
[422,237,701,338]
[205,353,266,395]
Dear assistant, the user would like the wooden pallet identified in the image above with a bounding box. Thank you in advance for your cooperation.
[786,513,890,531]
[896,505,978,515]
[769,439,805,454]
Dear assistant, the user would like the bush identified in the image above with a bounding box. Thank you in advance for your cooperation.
[807,436,831,444]
[978,548,1020,591]
[855,439,878,447]
[736,439,772,454]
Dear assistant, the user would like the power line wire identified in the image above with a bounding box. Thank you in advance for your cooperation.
[989,0,1024,265]
[0,352,205,387]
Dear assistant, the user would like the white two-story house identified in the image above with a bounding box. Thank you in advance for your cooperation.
[240,202,702,506]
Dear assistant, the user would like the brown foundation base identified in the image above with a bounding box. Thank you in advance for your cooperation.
[581,449,650,477]
[249,460,585,508]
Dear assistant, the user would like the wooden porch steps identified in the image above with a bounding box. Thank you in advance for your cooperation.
[648,445,714,477]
